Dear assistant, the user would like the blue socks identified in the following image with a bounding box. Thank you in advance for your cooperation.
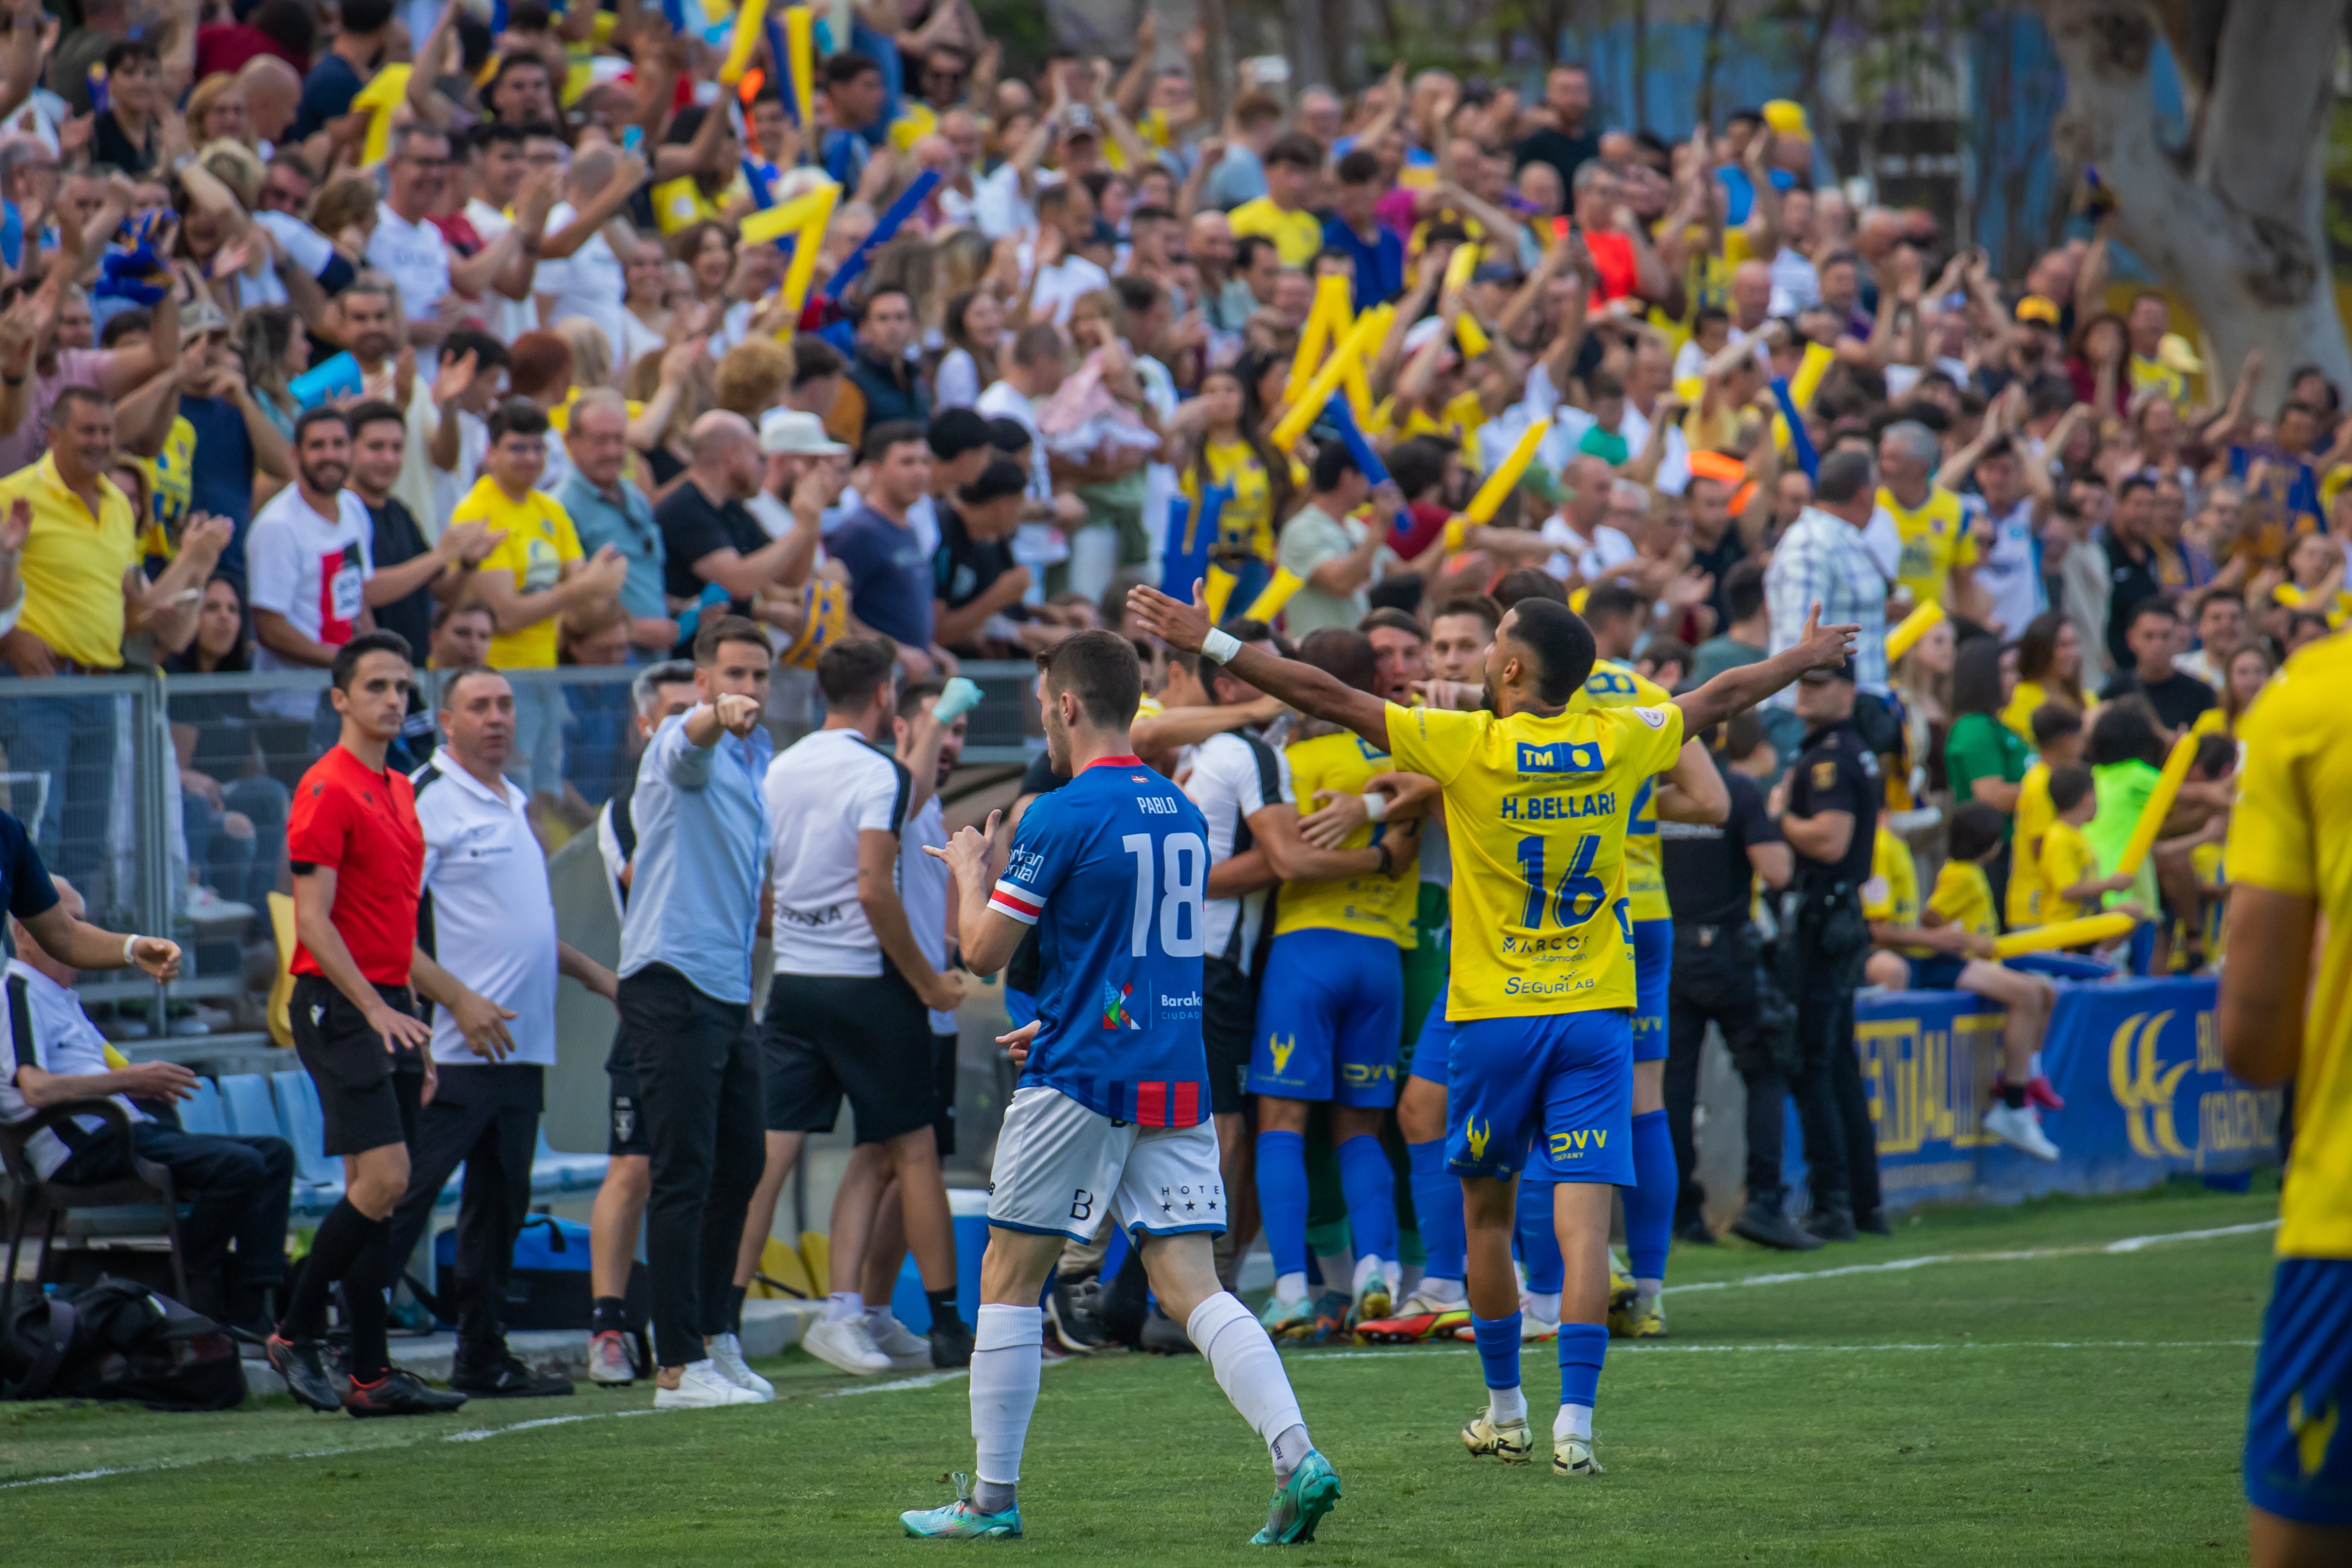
[1255,1130,1309,1283]
[1407,1140,1463,1283]
[1335,1134,1397,1269]
[1626,1110,1675,1284]
[1558,1322,1608,1409]
[1516,1174,1562,1296]
[1471,1311,1523,1391]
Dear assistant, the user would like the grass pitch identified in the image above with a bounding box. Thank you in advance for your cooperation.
[1,1183,2279,1566]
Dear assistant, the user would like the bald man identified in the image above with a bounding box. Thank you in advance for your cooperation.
[238,56,302,150]
[1731,258,1773,337]
[653,410,804,647]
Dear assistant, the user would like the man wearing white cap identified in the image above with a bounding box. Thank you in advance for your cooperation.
[748,408,851,546]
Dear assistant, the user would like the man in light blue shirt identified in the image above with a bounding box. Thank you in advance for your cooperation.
[560,389,674,658]
[614,614,779,1408]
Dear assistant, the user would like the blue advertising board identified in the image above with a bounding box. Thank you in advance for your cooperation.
[1783,977,2280,1212]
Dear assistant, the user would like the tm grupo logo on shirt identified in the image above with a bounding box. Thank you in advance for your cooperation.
[1516,740,1604,775]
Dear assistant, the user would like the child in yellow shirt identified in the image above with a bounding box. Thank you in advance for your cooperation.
[2006,702,2085,929]
[2037,766,2143,925]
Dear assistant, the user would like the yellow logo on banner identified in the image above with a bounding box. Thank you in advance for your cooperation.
[2109,1010,2193,1159]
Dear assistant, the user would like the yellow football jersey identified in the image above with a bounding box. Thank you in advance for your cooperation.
[1862,825,1928,957]
[1568,658,1677,922]
[1879,485,1977,612]
[2036,818,2100,925]
[1386,697,1685,1020]
[2226,636,2352,1258]
[1274,732,1418,948]
[1929,858,1997,942]
[2008,762,2056,926]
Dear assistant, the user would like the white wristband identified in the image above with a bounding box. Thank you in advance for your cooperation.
[1362,791,1389,823]
[123,934,139,966]
[1200,627,1242,665]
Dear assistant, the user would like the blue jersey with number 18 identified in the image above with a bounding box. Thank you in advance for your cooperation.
[988,755,1212,1127]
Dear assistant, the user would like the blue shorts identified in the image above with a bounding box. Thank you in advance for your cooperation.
[1247,928,1403,1107]
[1900,954,1970,991]
[2246,1256,2352,1525]
[1004,988,1039,1030]
[1407,991,1453,1086]
[1631,919,1673,1063]
[1445,1010,1634,1186]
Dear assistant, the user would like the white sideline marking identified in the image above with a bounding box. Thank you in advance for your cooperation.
[1660,1219,2277,1296]
[0,1217,2273,1491]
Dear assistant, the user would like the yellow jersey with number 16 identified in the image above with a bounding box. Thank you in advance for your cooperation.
[1386,698,1686,1021]
[2226,635,2352,1259]
[1569,658,1677,923]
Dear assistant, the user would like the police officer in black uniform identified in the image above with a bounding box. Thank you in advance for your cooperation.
[1770,656,1888,1242]
[1658,715,1815,1251]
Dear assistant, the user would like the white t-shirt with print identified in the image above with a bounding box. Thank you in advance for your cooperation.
[245,485,376,718]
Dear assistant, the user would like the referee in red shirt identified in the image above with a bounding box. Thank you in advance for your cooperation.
[267,631,517,1418]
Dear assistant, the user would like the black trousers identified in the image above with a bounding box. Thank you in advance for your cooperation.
[1781,883,1882,1220]
[620,963,763,1369]
[384,1064,543,1361]
[56,1123,293,1313]
[1663,920,1791,1221]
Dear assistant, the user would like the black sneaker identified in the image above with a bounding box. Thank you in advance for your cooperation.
[1803,1203,1858,1244]
[1672,1216,1720,1246]
[1730,1199,1825,1252]
[1140,1305,1196,1355]
[929,1317,975,1369]
[450,1351,574,1398]
[1044,1276,1104,1354]
[343,1367,470,1417]
[1855,1208,1894,1237]
[267,1333,344,1412]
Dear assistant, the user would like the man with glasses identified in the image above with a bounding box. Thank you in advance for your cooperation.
[368,124,537,348]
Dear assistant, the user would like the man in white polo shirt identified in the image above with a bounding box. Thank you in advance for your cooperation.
[367,123,541,346]
[383,666,623,1399]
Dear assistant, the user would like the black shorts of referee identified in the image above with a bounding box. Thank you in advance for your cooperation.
[761,966,940,1143]
[1202,954,1257,1117]
[289,975,426,1155]
[603,1023,649,1158]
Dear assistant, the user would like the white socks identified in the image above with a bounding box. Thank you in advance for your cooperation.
[1188,1291,1311,1480]
[1635,1279,1662,1308]
[1488,1384,1529,1426]
[1418,1276,1466,1305]
[969,1304,1044,1501]
[1554,1403,1592,1441]
[1274,1271,1309,1304]
[1526,1291,1561,1324]
[824,1292,862,1323]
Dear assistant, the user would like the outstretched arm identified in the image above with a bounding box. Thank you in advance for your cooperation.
[1126,580,1390,747]
[1672,602,1858,732]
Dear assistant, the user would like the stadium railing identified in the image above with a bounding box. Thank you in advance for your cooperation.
[0,660,1045,1066]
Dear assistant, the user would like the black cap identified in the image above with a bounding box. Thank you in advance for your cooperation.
[929,407,995,461]
[1798,657,1858,685]
[958,458,1029,507]
[987,415,1032,453]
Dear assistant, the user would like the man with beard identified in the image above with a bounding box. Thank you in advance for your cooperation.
[346,399,499,659]
[246,408,384,762]
[366,124,540,347]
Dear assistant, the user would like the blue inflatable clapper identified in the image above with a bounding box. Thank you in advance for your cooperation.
[932,676,983,724]
[823,168,940,300]
[289,352,364,410]
[673,582,731,645]
[1326,393,1411,544]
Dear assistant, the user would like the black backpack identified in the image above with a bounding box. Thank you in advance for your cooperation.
[0,1276,247,1411]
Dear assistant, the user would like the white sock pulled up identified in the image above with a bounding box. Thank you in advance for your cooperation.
[1187,1291,1311,1480]
[969,1304,1044,1502]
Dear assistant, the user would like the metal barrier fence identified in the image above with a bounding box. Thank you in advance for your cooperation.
[0,660,1043,1068]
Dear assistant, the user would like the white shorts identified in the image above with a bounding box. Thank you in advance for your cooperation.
[987,1086,1228,1243]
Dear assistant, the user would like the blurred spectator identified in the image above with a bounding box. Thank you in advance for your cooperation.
[165,576,289,926]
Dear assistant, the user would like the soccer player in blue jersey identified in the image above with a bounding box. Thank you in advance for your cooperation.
[900,630,1340,1545]
[1132,579,1853,1478]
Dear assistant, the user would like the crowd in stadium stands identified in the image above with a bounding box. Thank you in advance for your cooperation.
[0,0,2322,1398]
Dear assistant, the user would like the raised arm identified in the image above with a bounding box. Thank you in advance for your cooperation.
[1672,602,1858,733]
[1125,579,1389,747]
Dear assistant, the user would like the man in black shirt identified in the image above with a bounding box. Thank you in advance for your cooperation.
[346,400,488,657]
[2098,598,2216,732]
[933,459,1032,656]
[1512,63,1600,198]
[2100,477,2166,672]
[1658,723,1810,1250]
[655,411,806,652]
[1769,659,1886,1243]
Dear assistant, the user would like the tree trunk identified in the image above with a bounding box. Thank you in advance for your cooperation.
[1630,0,1648,133]
[2039,0,2352,412]
[1696,0,1734,130]
[1286,0,1333,97]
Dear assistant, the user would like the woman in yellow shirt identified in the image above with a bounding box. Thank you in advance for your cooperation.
[1178,363,1301,606]
[2001,610,2089,743]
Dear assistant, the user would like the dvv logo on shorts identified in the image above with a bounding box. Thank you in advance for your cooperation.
[1101,981,1142,1030]
[1547,1127,1609,1161]
[1517,740,1604,775]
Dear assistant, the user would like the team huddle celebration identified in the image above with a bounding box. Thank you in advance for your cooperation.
[0,0,2341,1559]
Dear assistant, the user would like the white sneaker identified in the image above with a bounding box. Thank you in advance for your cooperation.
[653,1359,765,1408]
[1985,1101,2060,1161]
[802,1312,893,1375]
[707,1332,775,1400]
[186,885,255,927]
[587,1328,635,1385]
[866,1311,934,1373]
